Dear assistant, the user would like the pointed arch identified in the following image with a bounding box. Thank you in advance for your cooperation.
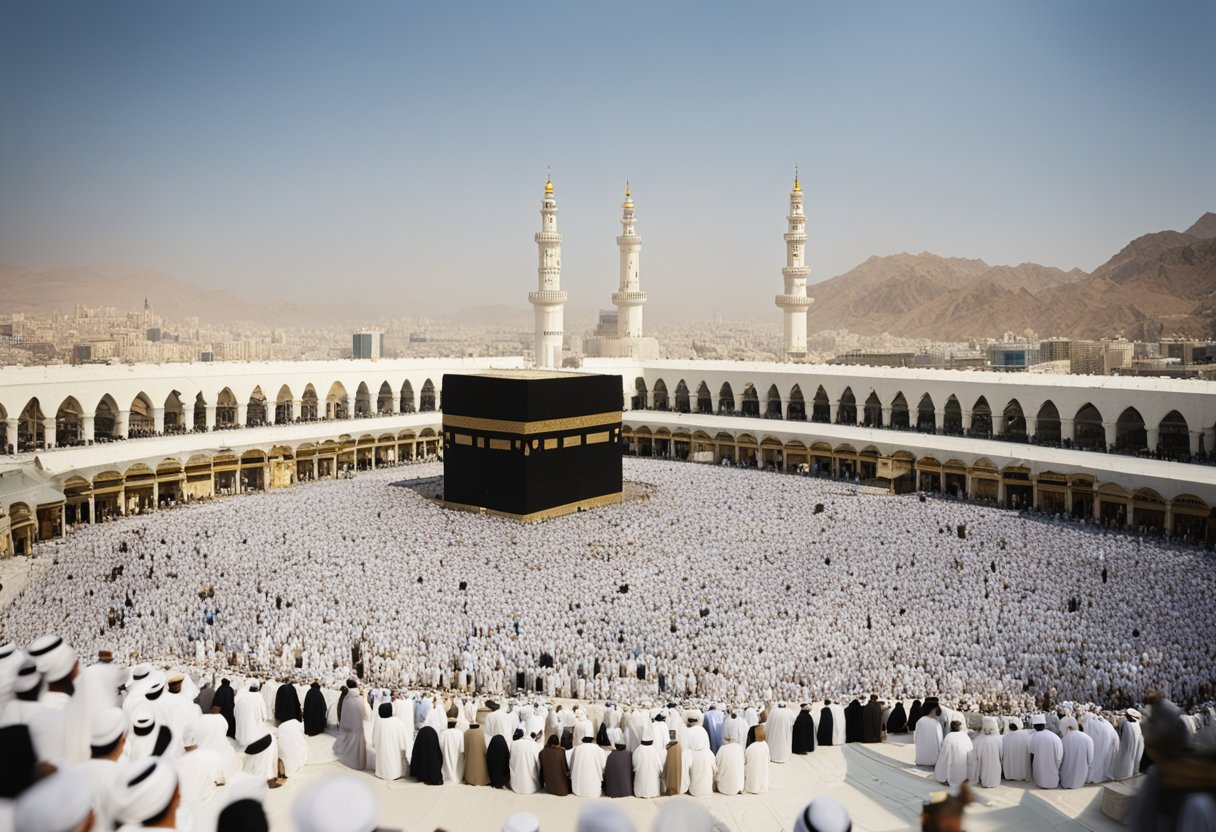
[54,396,84,446]
[129,392,155,436]
[943,395,963,436]
[400,380,415,414]
[695,381,712,414]
[674,380,691,414]
[632,377,649,410]
[786,384,806,421]
[216,387,238,427]
[764,384,782,419]
[890,392,909,430]
[811,385,830,423]
[718,382,735,415]
[1036,400,1061,445]
[247,386,268,426]
[161,390,184,434]
[837,387,857,425]
[93,394,119,441]
[300,384,319,421]
[863,391,882,428]
[971,395,992,438]
[916,393,935,433]
[419,379,436,412]
[1002,399,1026,441]
[275,385,295,424]
[327,381,350,420]
[652,379,669,411]
[1159,410,1189,459]
[741,383,760,417]
[192,391,207,432]
[354,381,372,417]
[1074,403,1104,450]
[1115,406,1147,452]
[377,381,394,415]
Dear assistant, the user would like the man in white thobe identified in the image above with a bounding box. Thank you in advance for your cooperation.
[914,709,943,766]
[766,703,795,763]
[684,726,716,797]
[509,730,542,794]
[440,720,465,784]
[714,735,745,795]
[1111,709,1144,779]
[570,736,607,798]
[372,702,409,780]
[968,716,1003,787]
[1059,721,1094,789]
[1028,715,1064,788]
[234,684,269,746]
[934,720,972,787]
[1002,719,1032,781]
[744,724,770,794]
[1083,714,1119,783]
[632,729,664,798]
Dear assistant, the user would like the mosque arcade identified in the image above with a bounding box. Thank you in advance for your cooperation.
[1,174,1214,554]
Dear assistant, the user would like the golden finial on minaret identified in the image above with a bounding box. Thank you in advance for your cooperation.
[626,180,630,198]
[545,164,553,193]
[794,164,801,192]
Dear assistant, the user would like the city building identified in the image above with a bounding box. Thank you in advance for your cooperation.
[353,330,385,360]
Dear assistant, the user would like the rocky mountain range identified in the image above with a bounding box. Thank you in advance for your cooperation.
[809,212,1216,341]
[3,213,1213,340]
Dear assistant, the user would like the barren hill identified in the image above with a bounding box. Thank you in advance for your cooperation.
[809,213,1216,340]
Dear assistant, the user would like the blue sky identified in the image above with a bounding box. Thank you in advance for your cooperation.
[1,1,1213,319]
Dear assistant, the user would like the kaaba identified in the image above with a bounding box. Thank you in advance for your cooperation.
[441,371,623,521]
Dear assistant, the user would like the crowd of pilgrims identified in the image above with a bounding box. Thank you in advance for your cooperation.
[3,458,1216,829]
[3,634,1215,831]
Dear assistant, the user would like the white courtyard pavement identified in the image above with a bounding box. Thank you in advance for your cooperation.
[258,731,1128,832]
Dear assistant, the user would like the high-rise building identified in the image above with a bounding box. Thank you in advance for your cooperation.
[352,330,384,360]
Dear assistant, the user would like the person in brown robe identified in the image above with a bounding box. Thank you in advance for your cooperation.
[663,729,684,796]
[539,734,572,796]
[464,723,490,786]
[862,693,884,743]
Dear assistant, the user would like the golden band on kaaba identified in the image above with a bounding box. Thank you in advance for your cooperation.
[441,371,623,520]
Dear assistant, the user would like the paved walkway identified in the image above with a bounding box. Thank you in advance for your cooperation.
[259,733,1131,832]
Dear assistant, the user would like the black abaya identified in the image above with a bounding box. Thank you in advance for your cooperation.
[886,702,908,734]
[303,683,329,736]
[275,683,302,723]
[844,699,863,743]
[817,706,834,746]
[410,726,444,785]
[487,734,511,788]
[792,709,815,754]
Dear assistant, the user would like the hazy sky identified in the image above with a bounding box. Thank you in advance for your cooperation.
[1,1,1213,319]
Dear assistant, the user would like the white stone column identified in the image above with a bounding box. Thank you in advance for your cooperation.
[1145,426,1159,451]
[82,415,95,443]
[961,410,973,434]
[933,410,944,434]
[4,417,17,451]
[992,414,1006,436]
[1024,415,1037,440]
[88,494,95,524]
[42,418,56,449]
[115,410,130,439]
[1191,430,1203,456]
[205,405,217,432]
[1103,422,1117,449]
[153,407,165,435]
[880,406,891,428]
[237,403,249,428]
[1060,417,1075,443]
[268,404,278,425]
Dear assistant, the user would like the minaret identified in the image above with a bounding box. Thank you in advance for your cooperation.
[775,169,813,361]
[529,171,567,369]
[612,182,646,339]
